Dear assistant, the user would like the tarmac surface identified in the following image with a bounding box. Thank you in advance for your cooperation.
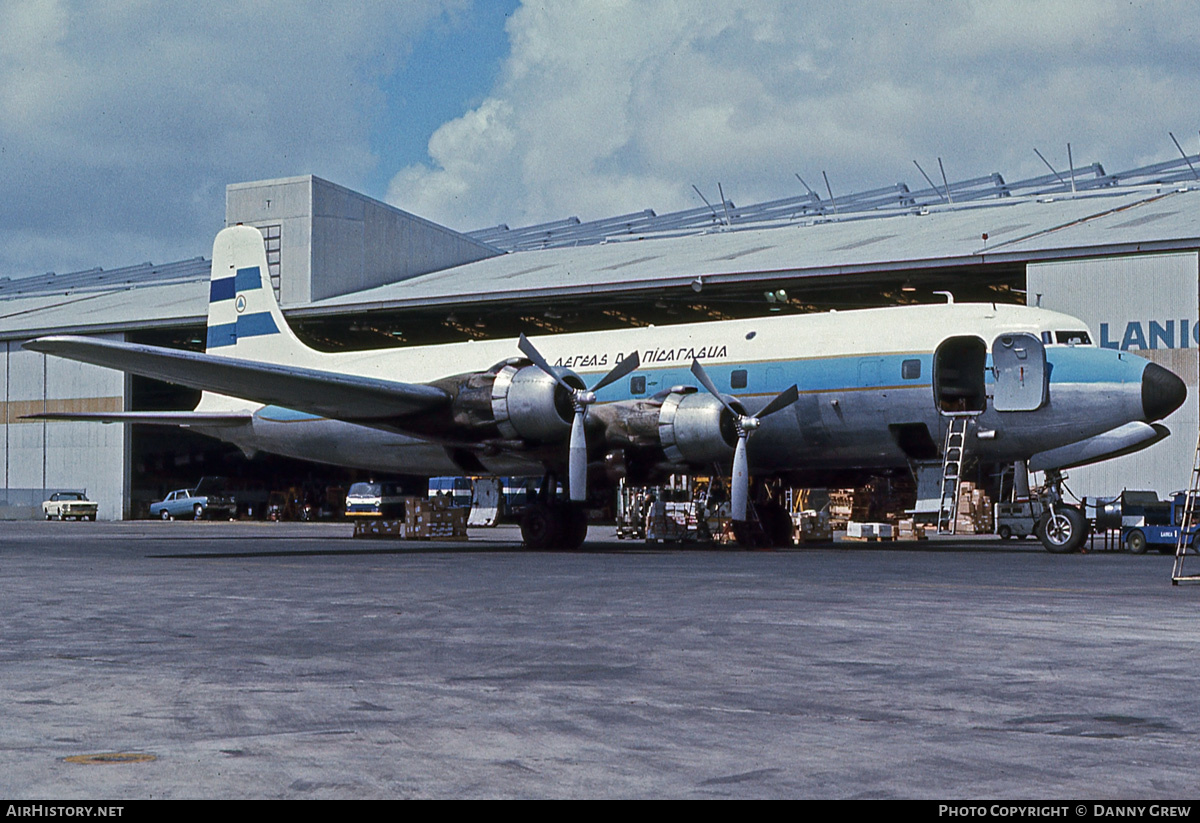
[2,519,1199,799]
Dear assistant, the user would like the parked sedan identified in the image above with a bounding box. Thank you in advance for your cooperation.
[149,478,235,520]
[43,491,99,521]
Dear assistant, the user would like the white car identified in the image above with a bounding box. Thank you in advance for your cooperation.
[43,492,99,521]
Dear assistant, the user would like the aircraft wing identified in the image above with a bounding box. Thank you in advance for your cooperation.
[22,411,253,427]
[23,335,451,422]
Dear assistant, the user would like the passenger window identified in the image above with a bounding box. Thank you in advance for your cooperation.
[630,375,646,394]
[902,359,921,380]
[731,369,748,390]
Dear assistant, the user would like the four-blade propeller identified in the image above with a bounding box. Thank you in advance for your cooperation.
[690,358,800,521]
[518,334,640,501]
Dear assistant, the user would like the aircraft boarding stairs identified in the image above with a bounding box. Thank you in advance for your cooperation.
[1172,431,1200,583]
[937,413,979,535]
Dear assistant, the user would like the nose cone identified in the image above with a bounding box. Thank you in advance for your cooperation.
[1142,362,1187,421]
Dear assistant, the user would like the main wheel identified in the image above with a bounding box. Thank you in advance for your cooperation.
[193,504,204,520]
[758,502,794,548]
[520,504,560,550]
[160,509,171,521]
[1038,507,1086,553]
[562,506,588,551]
[998,525,1013,541]
[1125,529,1148,554]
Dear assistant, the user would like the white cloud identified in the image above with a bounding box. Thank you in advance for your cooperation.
[0,0,462,275]
[388,0,1200,232]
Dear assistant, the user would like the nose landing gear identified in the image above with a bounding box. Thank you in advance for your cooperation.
[1035,469,1088,553]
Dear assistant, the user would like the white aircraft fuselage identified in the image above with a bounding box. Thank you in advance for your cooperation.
[189,302,1172,481]
[25,225,1187,548]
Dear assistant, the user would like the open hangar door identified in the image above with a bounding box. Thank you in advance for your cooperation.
[125,328,423,519]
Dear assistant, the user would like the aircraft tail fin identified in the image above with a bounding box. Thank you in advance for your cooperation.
[205,225,313,363]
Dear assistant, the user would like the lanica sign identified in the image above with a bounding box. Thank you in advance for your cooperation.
[1098,319,1200,350]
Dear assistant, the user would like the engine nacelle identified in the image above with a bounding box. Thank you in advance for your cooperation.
[490,363,582,443]
[657,389,743,466]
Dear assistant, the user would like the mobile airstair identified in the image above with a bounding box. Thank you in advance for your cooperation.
[937,414,975,535]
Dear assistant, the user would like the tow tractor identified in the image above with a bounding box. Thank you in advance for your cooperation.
[1120,491,1200,554]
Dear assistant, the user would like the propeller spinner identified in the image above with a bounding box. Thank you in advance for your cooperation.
[689,359,799,521]
[518,334,640,502]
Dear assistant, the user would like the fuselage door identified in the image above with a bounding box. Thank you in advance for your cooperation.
[933,336,987,414]
[992,332,1047,412]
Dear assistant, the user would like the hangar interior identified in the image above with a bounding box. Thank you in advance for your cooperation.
[1,160,1199,519]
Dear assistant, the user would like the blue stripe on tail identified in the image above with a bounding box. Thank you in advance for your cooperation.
[206,311,279,349]
[210,266,263,304]
[209,277,235,303]
[235,266,262,291]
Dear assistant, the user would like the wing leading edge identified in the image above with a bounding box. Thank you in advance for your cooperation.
[24,411,253,426]
[23,335,451,422]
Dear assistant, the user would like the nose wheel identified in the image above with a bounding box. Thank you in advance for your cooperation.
[1035,470,1088,553]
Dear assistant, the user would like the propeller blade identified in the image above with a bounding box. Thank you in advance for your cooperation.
[590,350,640,393]
[520,335,635,504]
[754,384,800,420]
[518,333,573,392]
[690,359,740,417]
[568,408,588,501]
[731,434,749,521]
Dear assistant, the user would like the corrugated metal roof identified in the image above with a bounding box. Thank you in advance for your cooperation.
[0,278,208,339]
[464,152,1200,251]
[1,157,1199,339]
[0,257,209,300]
[297,187,1200,316]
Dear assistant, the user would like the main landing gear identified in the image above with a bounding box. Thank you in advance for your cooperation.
[730,481,794,549]
[520,473,588,551]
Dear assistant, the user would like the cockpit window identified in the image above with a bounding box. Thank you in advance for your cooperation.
[1055,331,1091,346]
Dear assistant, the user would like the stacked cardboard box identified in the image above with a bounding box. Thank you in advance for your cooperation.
[353,496,469,540]
[827,478,918,529]
[895,519,928,540]
[954,482,994,534]
[828,489,870,529]
[406,496,468,539]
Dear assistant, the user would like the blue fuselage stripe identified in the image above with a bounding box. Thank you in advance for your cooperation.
[587,347,1142,403]
[251,345,1144,422]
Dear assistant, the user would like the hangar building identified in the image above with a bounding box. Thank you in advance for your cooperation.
[1,161,1198,519]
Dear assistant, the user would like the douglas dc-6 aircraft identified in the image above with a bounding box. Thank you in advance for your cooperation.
[24,225,1187,551]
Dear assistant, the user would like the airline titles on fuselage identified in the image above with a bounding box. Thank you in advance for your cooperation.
[552,345,730,370]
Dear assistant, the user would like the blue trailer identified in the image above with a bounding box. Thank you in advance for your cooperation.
[1121,491,1200,554]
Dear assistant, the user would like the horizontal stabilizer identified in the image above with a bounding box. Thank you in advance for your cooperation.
[23,336,451,422]
[22,411,253,427]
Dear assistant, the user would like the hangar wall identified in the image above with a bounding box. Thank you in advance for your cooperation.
[1027,251,1199,500]
[0,336,129,520]
[225,175,499,305]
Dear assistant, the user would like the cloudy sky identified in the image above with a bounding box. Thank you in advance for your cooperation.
[1,0,1198,277]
